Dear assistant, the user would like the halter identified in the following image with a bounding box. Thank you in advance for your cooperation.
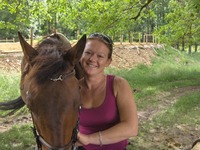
[32,117,79,150]
[31,113,80,150]
[50,70,76,82]
[30,69,81,150]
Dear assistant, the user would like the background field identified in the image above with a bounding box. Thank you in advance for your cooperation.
[0,42,200,150]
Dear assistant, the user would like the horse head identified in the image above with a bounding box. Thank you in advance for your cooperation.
[18,31,86,150]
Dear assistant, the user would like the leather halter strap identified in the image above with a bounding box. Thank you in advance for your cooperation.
[50,70,76,82]
[31,106,81,150]
[30,69,81,149]
[32,118,79,150]
[38,134,72,150]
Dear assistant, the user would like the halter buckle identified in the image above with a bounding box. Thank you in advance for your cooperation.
[50,75,63,82]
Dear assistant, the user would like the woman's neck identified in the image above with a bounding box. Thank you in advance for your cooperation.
[83,74,106,90]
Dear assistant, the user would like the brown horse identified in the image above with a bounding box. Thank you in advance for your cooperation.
[0,32,86,150]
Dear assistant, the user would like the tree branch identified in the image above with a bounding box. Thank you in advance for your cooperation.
[131,0,153,20]
[104,0,153,30]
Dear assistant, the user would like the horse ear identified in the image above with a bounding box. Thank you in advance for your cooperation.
[64,34,86,64]
[18,31,38,64]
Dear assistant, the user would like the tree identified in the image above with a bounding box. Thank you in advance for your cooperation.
[153,0,200,52]
[0,0,153,39]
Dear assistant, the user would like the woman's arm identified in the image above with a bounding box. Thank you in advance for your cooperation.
[77,76,138,146]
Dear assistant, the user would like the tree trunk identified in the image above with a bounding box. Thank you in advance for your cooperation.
[120,32,123,45]
[194,44,198,52]
[129,31,133,44]
[188,45,192,54]
[30,27,33,46]
[181,38,185,51]
[48,21,51,34]
[177,43,179,50]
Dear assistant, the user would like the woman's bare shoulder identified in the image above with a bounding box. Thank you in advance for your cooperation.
[113,75,130,86]
[112,75,132,96]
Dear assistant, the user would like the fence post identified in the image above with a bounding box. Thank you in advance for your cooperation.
[129,31,133,45]
[30,27,33,46]
[143,34,145,43]
[77,30,80,40]
[120,32,123,45]
[138,33,141,44]
[111,35,114,42]
[146,34,148,43]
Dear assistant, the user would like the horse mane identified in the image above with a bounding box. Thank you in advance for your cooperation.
[31,35,70,84]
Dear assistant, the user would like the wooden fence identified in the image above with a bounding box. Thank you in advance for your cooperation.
[76,31,158,44]
[0,32,157,45]
[0,38,15,42]
[117,32,157,44]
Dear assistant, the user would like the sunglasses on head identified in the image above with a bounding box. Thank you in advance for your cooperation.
[88,33,113,45]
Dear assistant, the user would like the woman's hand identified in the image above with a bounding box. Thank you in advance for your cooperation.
[76,132,90,146]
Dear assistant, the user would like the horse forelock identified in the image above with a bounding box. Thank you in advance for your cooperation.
[30,36,71,84]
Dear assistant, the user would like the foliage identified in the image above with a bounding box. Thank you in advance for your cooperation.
[154,0,200,47]
[0,0,199,50]
[0,0,153,37]
[64,0,148,33]
[0,0,46,38]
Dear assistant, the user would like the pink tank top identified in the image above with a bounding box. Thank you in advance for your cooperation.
[79,75,128,150]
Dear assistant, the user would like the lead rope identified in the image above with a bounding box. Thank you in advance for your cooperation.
[71,119,79,150]
[31,112,42,150]
[32,125,42,150]
[72,105,82,150]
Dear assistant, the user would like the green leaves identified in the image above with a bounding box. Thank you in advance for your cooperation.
[0,0,154,36]
[153,0,200,47]
[1,0,198,49]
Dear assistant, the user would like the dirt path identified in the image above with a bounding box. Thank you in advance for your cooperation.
[138,86,200,123]
[0,114,32,132]
[137,86,200,150]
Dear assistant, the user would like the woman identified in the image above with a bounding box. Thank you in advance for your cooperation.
[77,33,138,150]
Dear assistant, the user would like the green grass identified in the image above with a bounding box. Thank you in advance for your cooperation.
[0,70,33,148]
[0,71,20,101]
[0,125,35,150]
[0,71,22,116]
[155,91,200,126]
[0,46,200,149]
[107,47,200,112]
[133,90,200,149]
[107,46,200,149]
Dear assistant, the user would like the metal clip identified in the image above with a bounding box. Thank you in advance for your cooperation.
[50,75,63,82]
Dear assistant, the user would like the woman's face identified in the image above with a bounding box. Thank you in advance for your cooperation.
[80,39,112,76]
